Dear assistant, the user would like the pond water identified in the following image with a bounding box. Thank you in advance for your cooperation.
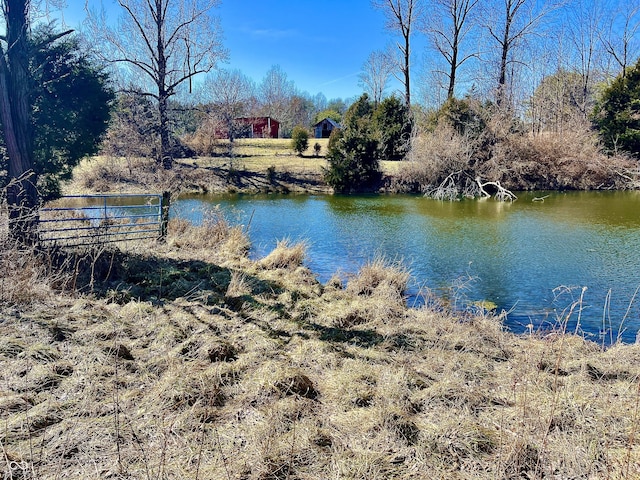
[173,191,640,344]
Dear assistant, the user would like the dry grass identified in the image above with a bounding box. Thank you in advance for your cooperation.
[257,238,307,270]
[167,208,250,262]
[2,208,640,479]
[1,153,639,480]
[65,138,409,197]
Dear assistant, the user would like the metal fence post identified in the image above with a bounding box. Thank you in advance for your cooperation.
[160,191,170,241]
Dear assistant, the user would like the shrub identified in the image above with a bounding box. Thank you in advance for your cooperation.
[400,123,474,196]
[323,94,381,193]
[291,126,309,156]
[401,114,637,197]
[431,97,489,139]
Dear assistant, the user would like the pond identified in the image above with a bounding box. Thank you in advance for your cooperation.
[173,191,640,344]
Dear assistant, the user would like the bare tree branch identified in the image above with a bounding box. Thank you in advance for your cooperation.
[373,0,422,106]
[86,0,227,169]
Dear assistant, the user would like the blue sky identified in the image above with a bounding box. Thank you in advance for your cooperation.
[61,0,400,101]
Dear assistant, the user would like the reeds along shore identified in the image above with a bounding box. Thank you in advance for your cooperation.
[2,215,640,479]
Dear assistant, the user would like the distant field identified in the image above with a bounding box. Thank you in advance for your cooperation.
[185,138,329,175]
[190,137,401,175]
[67,138,404,196]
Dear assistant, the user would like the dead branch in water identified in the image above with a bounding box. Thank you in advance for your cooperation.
[426,171,478,200]
[426,172,517,202]
[475,177,517,201]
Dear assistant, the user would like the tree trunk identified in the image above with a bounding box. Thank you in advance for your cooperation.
[155,0,172,170]
[158,93,173,170]
[448,38,459,99]
[497,25,510,106]
[1,0,39,244]
[403,33,411,106]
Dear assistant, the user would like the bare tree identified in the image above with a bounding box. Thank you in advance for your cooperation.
[528,69,585,134]
[258,65,296,137]
[87,0,226,169]
[483,0,561,107]
[203,69,256,144]
[288,94,315,131]
[565,0,606,117]
[372,0,422,106]
[600,0,640,78]
[424,0,480,99]
[359,49,395,105]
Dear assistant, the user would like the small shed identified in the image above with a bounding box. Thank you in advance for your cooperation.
[313,118,341,138]
[235,117,280,138]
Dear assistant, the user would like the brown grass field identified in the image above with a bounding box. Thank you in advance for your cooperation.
[2,205,640,479]
[2,139,640,478]
[67,138,401,197]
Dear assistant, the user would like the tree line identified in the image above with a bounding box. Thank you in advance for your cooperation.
[369,0,638,110]
[2,0,640,241]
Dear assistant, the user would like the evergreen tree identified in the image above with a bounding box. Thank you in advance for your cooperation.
[373,95,412,160]
[323,94,381,193]
[291,126,309,156]
[0,20,113,218]
[593,58,640,157]
[29,26,114,199]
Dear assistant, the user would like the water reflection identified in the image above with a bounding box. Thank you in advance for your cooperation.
[174,192,640,343]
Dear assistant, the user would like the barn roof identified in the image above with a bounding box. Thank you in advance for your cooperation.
[313,117,341,128]
[236,116,280,124]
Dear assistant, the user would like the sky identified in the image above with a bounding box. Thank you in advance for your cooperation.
[60,0,402,101]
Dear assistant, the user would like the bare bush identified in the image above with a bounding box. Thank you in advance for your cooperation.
[400,115,639,197]
[400,124,474,193]
[487,125,639,190]
[182,116,223,156]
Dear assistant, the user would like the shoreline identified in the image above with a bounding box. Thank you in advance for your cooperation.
[2,218,640,478]
[66,154,639,198]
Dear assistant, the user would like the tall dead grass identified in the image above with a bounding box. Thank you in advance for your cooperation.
[257,238,307,270]
[3,204,640,479]
[167,207,250,261]
[0,242,65,303]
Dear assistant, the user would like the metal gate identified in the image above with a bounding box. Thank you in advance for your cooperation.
[38,193,169,247]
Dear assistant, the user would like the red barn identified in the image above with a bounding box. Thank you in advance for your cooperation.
[235,117,280,138]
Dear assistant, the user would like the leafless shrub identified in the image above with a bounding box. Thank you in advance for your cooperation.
[400,115,639,196]
[399,124,474,194]
[489,125,639,190]
[182,117,223,156]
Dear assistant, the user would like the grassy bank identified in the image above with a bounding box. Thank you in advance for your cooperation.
[2,211,640,479]
[66,138,403,196]
[2,139,640,478]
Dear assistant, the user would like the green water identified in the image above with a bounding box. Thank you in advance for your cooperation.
[174,191,640,343]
